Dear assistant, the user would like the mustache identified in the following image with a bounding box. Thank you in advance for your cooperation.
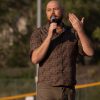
[50,15,57,18]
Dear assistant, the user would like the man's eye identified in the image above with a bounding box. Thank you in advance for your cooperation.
[47,9,51,11]
[54,8,59,10]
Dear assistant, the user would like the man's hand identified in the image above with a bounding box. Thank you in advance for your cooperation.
[31,23,57,64]
[68,13,84,33]
[68,13,94,56]
[48,23,57,38]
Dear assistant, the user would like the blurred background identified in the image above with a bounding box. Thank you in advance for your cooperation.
[0,0,100,100]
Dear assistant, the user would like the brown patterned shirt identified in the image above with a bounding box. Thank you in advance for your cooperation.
[30,23,83,86]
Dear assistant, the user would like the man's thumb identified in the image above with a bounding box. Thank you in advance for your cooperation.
[81,17,84,24]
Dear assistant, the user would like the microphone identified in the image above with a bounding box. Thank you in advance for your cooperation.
[50,16,56,23]
[50,16,57,33]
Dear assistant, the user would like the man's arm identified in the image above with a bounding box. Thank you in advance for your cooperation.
[31,23,57,64]
[76,30,94,56]
[68,13,94,56]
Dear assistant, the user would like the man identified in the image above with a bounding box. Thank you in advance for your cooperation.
[30,0,94,100]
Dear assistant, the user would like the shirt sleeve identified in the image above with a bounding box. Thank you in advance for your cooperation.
[29,28,42,59]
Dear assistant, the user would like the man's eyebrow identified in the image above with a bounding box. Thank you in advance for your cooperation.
[46,7,51,10]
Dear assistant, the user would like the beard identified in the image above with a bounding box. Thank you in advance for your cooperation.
[55,17,63,25]
[49,16,63,25]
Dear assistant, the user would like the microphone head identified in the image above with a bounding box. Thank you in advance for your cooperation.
[50,16,56,23]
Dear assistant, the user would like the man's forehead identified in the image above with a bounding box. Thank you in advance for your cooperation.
[46,0,61,8]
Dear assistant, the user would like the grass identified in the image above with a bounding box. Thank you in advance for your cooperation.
[76,86,100,100]
[0,79,36,97]
[0,65,100,98]
[0,67,36,97]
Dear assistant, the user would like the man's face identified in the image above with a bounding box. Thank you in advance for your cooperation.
[46,1,63,22]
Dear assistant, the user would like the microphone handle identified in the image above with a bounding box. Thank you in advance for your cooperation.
[53,29,56,33]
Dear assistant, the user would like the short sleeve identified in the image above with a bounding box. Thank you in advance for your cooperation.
[30,28,42,59]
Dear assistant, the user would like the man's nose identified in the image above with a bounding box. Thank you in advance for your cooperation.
[51,9,55,15]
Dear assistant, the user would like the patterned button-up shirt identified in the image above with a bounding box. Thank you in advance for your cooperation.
[30,23,83,86]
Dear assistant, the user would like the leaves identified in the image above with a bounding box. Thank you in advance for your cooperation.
[0,0,100,68]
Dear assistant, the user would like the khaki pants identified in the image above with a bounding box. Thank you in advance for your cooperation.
[37,83,75,100]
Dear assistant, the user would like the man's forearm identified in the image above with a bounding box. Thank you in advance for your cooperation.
[77,30,94,56]
[31,34,52,64]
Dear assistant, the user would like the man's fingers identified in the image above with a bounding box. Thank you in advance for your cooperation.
[69,13,75,23]
[69,13,79,24]
[69,18,73,24]
[81,17,84,24]
[69,13,79,21]
[69,13,84,25]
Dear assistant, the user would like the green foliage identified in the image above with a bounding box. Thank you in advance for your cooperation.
[76,86,100,100]
[92,27,100,40]
[0,0,35,68]
[0,0,100,68]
